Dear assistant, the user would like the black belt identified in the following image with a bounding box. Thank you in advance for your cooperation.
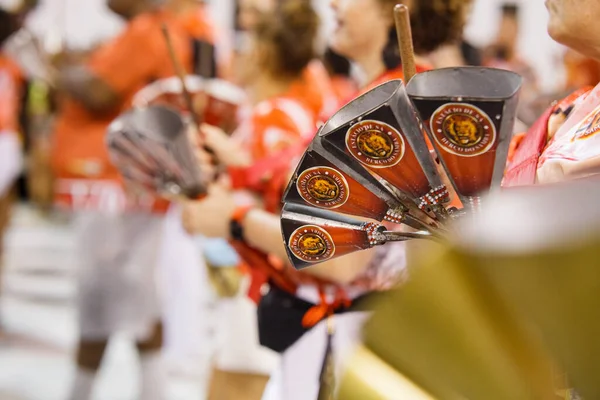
[257,282,377,354]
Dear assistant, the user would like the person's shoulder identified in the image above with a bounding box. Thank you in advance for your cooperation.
[120,10,188,53]
[382,68,405,82]
[124,10,168,36]
[251,99,294,130]
[304,60,332,85]
[178,5,215,42]
[251,97,315,140]
[415,63,432,73]
[359,68,403,95]
[559,86,594,109]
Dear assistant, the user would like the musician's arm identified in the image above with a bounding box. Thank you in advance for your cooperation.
[55,66,120,114]
[55,21,163,114]
[241,208,376,284]
[201,124,252,167]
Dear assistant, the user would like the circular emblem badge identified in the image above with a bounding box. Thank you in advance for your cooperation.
[431,103,496,157]
[296,167,350,209]
[288,225,336,263]
[573,105,600,141]
[345,120,405,168]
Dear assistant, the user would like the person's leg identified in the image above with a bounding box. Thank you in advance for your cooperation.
[0,191,11,255]
[0,131,22,299]
[259,363,283,400]
[69,338,109,400]
[157,205,210,372]
[278,312,370,400]
[70,206,166,400]
[208,291,278,400]
[207,368,271,400]
[68,211,117,400]
[0,190,12,305]
[136,321,166,400]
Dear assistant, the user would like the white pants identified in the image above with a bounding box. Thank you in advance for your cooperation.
[262,311,370,400]
[0,132,22,197]
[74,211,164,340]
[213,278,280,375]
[157,204,211,366]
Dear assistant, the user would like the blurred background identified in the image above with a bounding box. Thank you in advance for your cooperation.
[0,0,594,399]
[22,0,566,91]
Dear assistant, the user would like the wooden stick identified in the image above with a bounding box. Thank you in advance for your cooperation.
[394,4,417,83]
[161,24,219,169]
[161,24,202,129]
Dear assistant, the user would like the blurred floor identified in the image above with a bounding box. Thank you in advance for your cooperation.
[0,204,211,400]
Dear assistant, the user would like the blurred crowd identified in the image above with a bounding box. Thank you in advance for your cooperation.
[1,0,599,399]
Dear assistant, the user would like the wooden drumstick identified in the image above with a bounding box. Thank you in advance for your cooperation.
[161,24,203,129]
[161,23,223,188]
[394,4,417,83]
[161,23,220,167]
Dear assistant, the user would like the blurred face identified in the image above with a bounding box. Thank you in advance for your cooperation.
[497,15,518,47]
[231,33,264,88]
[329,0,392,63]
[546,0,600,60]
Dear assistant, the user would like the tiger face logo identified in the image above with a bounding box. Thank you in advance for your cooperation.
[297,167,350,209]
[289,226,336,262]
[308,175,339,201]
[357,130,394,159]
[431,103,496,157]
[346,120,405,168]
[298,234,327,257]
[443,115,482,147]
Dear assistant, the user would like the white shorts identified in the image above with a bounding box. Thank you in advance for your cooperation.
[213,277,280,375]
[0,132,22,197]
[262,311,370,400]
[157,204,211,364]
[74,211,164,340]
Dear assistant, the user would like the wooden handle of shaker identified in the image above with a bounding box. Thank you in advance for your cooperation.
[394,4,417,83]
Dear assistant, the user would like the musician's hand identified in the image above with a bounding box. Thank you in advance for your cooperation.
[181,182,236,237]
[187,125,217,181]
[548,101,575,141]
[201,124,252,167]
[548,109,568,141]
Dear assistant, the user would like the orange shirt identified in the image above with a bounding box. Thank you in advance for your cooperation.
[176,4,215,44]
[246,101,315,163]
[360,64,431,95]
[233,77,317,212]
[301,60,340,121]
[252,80,321,159]
[0,54,23,135]
[324,65,430,117]
[231,80,346,310]
[51,9,191,212]
[331,75,357,105]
